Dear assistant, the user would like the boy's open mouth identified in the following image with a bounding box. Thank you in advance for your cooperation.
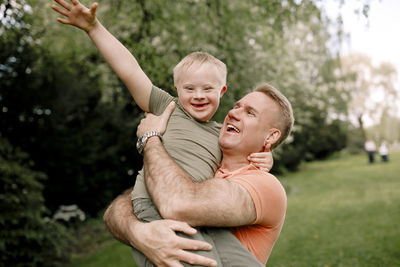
[192,103,208,108]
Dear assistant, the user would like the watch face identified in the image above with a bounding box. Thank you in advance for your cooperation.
[136,135,145,151]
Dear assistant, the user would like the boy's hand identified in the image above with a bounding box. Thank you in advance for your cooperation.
[52,0,98,33]
[137,102,175,137]
[248,144,273,172]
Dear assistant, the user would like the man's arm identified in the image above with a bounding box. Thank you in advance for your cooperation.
[143,137,257,227]
[52,0,152,111]
[103,189,217,267]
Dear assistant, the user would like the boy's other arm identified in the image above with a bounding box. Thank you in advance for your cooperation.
[103,189,217,267]
[52,0,152,111]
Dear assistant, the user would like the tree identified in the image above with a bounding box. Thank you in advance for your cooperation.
[0,138,70,266]
[339,53,399,144]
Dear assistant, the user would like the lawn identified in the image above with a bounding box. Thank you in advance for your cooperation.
[67,151,400,266]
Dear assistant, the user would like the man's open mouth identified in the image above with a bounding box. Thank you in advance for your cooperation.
[227,124,240,133]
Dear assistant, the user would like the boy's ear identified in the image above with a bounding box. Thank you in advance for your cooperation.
[220,86,227,97]
[174,86,178,91]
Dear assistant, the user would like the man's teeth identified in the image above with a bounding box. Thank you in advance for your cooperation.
[227,125,240,133]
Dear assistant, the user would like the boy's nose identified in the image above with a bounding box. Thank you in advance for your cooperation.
[193,90,205,99]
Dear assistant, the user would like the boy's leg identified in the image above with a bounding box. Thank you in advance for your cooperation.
[205,227,264,267]
[132,198,224,267]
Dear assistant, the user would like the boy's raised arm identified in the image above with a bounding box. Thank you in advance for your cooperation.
[52,0,152,111]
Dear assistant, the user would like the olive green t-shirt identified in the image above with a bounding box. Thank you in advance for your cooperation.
[131,86,222,200]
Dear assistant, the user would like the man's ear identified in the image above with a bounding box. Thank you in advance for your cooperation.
[264,128,281,148]
[220,86,227,98]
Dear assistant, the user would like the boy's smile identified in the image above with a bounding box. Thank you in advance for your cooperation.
[175,62,227,122]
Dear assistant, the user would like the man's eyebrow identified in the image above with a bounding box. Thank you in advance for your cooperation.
[246,105,259,114]
[234,101,259,114]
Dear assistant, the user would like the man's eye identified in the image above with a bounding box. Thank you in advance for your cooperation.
[247,111,255,116]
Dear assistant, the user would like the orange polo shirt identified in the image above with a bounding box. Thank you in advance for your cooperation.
[215,165,287,264]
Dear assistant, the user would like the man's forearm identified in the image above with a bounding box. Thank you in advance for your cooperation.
[143,137,256,227]
[103,188,141,247]
[143,137,195,219]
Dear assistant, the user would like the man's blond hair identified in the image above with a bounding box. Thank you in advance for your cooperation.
[254,83,294,149]
[173,51,227,85]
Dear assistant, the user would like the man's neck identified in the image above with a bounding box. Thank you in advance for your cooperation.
[219,153,249,172]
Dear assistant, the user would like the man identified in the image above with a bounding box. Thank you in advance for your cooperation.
[104,83,294,266]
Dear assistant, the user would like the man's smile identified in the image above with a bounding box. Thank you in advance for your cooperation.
[226,124,240,133]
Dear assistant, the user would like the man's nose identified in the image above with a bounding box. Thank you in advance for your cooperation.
[228,108,241,121]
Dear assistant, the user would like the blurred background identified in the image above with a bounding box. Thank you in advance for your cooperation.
[1,0,399,266]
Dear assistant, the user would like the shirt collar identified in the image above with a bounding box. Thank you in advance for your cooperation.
[215,164,258,179]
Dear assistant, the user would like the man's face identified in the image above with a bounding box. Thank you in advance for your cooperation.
[175,62,226,122]
[219,92,280,155]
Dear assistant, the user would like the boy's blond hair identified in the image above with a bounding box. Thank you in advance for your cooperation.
[173,51,227,86]
[254,83,294,149]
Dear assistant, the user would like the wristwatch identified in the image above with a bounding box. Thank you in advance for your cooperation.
[136,131,162,154]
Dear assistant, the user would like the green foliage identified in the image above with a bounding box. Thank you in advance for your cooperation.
[0,138,70,266]
[1,0,142,215]
[0,0,364,218]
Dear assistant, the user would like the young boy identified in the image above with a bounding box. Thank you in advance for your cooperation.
[52,1,272,265]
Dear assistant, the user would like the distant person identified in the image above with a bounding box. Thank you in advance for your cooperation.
[379,141,389,162]
[364,139,376,163]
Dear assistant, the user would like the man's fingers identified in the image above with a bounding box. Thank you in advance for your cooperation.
[177,236,213,251]
[176,250,217,267]
[167,220,197,235]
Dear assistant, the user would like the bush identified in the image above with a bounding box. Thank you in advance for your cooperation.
[0,138,71,266]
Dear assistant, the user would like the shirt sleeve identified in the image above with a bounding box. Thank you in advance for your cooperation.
[149,85,175,115]
[228,170,287,227]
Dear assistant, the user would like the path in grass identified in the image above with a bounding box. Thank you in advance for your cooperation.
[68,151,400,267]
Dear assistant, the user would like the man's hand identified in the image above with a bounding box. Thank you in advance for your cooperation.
[137,102,175,137]
[134,219,217,267]
[52,0,98,33]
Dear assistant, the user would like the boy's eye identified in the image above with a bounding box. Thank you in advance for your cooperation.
[186,87,194,91]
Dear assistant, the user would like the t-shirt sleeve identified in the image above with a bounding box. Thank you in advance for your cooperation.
[228,170,287,227]
[149,85,175,115]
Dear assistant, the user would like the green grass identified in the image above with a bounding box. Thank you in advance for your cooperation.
[268,150,400,267]
[67,151,400,267]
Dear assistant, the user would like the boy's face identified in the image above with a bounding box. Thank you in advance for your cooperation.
[175,63,227,122]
